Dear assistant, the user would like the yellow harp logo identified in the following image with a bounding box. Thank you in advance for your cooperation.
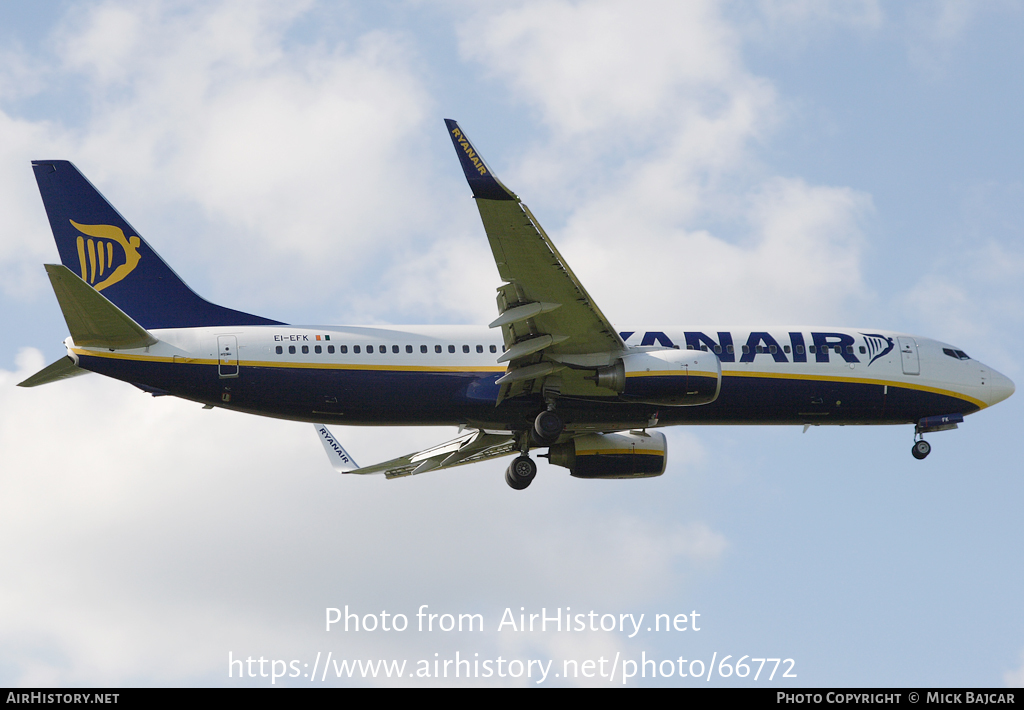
[70,220,142,292]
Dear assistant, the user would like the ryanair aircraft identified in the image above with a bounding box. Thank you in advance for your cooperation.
[20,120,1015,490]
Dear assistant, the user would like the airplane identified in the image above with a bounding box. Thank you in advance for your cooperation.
[19,119,1015,490]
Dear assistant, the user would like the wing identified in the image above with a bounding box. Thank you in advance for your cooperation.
[316,425,518,479]
[445,120,626,403]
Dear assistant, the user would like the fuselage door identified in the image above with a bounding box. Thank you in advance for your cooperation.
[898,337,920,376]
[218,335,239,378]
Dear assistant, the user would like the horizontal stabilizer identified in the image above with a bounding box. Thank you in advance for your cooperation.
[17,356,90,388]
[45,263,158,350]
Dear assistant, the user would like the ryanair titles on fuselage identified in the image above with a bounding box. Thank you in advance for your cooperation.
[621,331,896,366]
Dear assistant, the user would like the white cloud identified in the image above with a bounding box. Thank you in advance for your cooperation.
[556,175,870,325]
[460,1,743,138]
[902,0,1021,78]
[456,0,871,326]
[3,0,876,326]
[914,0,976,44]
[1,1,438,316]
[0,347,726,685]
[751,0,884,31]
[1005,650,1024,687]
[727,0,884,58]
[898,217,1024,376]
[0,113,73,298]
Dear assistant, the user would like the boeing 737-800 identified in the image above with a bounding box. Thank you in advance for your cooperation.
[19,120,1015,490]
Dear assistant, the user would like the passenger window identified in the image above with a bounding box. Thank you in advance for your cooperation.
[315,345,322,354]
[846,346,853,354]
[448,345,455,353]
[714,345,722,354]
[328,345,335,354]
[302,345,309,354]
[834,346,841,354]
[353,345,360,354]
[769,345,777,354]
[783,345,790,354]
[463,345,470,353]
[275,346,283,354]
[726,345,734,354]
[742,345,750,354]
[420,345,427,353]
[701,345,708,352]
[435,345,442,353]
[859,346,866,354]
[340,345,348,354]
[809,345,816,353]
[686,345,695,350]
[796,345,804,354]
[490,345,497,353]
[406,345,413,353]
[367,345,374,353]
[476,345,483,353]
[756,346,764,353]
[288,345,296,354]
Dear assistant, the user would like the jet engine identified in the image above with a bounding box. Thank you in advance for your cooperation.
[547,431,667,479]
[591,349,721,406]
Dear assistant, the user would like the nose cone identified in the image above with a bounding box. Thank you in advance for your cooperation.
[986,368,1015,407]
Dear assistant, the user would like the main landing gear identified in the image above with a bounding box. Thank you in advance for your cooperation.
[533,409,564,446]
[505,410,565,490]
[911,439,931,460]
[505,455,537,490]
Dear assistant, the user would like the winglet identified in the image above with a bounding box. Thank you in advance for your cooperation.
[444,119,517,201]
[315,424,360,472]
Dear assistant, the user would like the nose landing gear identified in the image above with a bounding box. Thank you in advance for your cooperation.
[912,439,931,460]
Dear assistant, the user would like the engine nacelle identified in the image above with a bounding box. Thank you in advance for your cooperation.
[548,431,667,479]
[592,349,721,406]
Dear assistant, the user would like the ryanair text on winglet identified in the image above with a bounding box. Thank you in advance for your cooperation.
[451,127,488,176]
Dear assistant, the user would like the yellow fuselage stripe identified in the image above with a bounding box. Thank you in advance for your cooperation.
[71,348,504,373]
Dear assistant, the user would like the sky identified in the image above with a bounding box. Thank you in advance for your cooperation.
[1,0,1022,688]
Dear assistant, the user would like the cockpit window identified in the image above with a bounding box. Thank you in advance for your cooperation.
[943,348,971,361]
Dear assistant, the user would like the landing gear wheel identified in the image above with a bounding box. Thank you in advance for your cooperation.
[912,440,931,460]
[533,410,564,446]
[505,455,537,490]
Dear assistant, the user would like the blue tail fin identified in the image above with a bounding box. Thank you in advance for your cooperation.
[32,160,283,329]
